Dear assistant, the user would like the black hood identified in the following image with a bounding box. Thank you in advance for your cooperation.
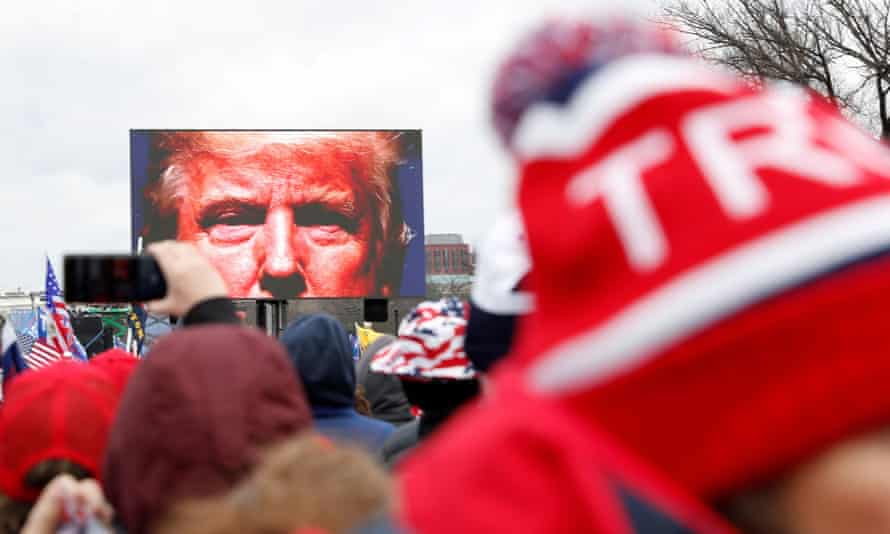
[401,379,479,439]
[281,314,355,408]
[464,300,519,373]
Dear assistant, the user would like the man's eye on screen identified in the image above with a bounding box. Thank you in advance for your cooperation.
[294,204,357,234]
[200,205,265,242]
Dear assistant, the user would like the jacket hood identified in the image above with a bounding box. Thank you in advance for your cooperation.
[281,314,356,408]
[357,335,414,425]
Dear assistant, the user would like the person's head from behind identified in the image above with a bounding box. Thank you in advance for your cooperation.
[280,313,357,410]
[495,12,890,534]
[0,362,121,533]
[371,298,479,435]
[142,131,411,298]
[103,325,312,534]
[358,334,415,426]
[155,433,392,534]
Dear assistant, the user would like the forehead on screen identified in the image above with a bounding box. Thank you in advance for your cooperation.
[149,130,402,238]
[153,131,399,159]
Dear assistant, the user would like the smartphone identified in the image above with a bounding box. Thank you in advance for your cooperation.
[56,494,113,534]
[63,254,167,303]
[56,516,112,534]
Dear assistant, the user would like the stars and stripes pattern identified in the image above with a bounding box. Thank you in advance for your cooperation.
[371,298,476,381]
[26,339,65,369]
[14,330,35,358]
[45,258,87,361]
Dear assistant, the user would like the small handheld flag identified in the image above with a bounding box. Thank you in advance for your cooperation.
[1,316,28,399]
[45,257,87,361]
[127,304,147,356]
[355,322,383,352]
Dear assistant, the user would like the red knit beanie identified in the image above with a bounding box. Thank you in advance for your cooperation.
[508,44,890,499]
[400,381,738,533]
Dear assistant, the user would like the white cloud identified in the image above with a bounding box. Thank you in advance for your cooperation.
[0,0,655,290]
[2,173,129,289]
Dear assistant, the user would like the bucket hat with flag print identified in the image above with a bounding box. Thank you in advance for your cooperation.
[370,298,476,382]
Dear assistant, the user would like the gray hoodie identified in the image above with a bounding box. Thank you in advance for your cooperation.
[356,335,415,426]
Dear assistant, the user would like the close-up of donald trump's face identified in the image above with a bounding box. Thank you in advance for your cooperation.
[141,131,412,299]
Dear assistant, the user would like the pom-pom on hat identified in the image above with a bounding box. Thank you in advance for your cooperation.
[491,15,682,151]
[371,298,475,381]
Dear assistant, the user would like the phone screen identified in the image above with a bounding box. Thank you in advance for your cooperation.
[64,255,167,303]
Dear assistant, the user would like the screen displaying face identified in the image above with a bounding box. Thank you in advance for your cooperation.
[131,130,424,299]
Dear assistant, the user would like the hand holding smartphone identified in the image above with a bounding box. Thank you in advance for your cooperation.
[64,242,229,316]
[20,476,113,534]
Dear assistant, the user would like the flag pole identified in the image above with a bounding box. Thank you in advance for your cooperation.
[132,236,144,356]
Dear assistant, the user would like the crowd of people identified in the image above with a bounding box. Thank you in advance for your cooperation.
[5,10,890,534]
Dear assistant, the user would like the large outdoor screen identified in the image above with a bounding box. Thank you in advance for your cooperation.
[130,130,424,299]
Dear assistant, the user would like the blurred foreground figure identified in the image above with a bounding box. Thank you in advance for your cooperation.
[155,433,395,534]
[463,210,533,376]
[103,325,312,534]
[371,299,479,469]
[402,12,890,534]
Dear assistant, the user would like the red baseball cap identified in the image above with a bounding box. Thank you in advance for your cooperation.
[90,348,139,395]
[0,362,121,502]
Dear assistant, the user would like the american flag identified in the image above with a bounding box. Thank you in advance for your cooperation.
[1,318,27,398]
[26,339,65,369]
[14,330,35,356]
[45,258,87,361]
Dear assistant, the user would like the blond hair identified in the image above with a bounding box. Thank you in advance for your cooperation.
[154,433,392,534]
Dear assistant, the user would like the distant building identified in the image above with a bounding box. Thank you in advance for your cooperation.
[425,234,474,277]
[0,290,44,313]
[425,234,474,299]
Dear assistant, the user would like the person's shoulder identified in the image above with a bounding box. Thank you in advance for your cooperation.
[382,419,419,457]
[357,413,396,437]
[389,418,419,439]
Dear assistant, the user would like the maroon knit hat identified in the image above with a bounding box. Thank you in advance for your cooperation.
[102,325,312,534]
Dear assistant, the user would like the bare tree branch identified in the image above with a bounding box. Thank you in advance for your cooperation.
[663,0,890,139]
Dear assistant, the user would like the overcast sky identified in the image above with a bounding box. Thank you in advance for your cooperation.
[1,0,655,291]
